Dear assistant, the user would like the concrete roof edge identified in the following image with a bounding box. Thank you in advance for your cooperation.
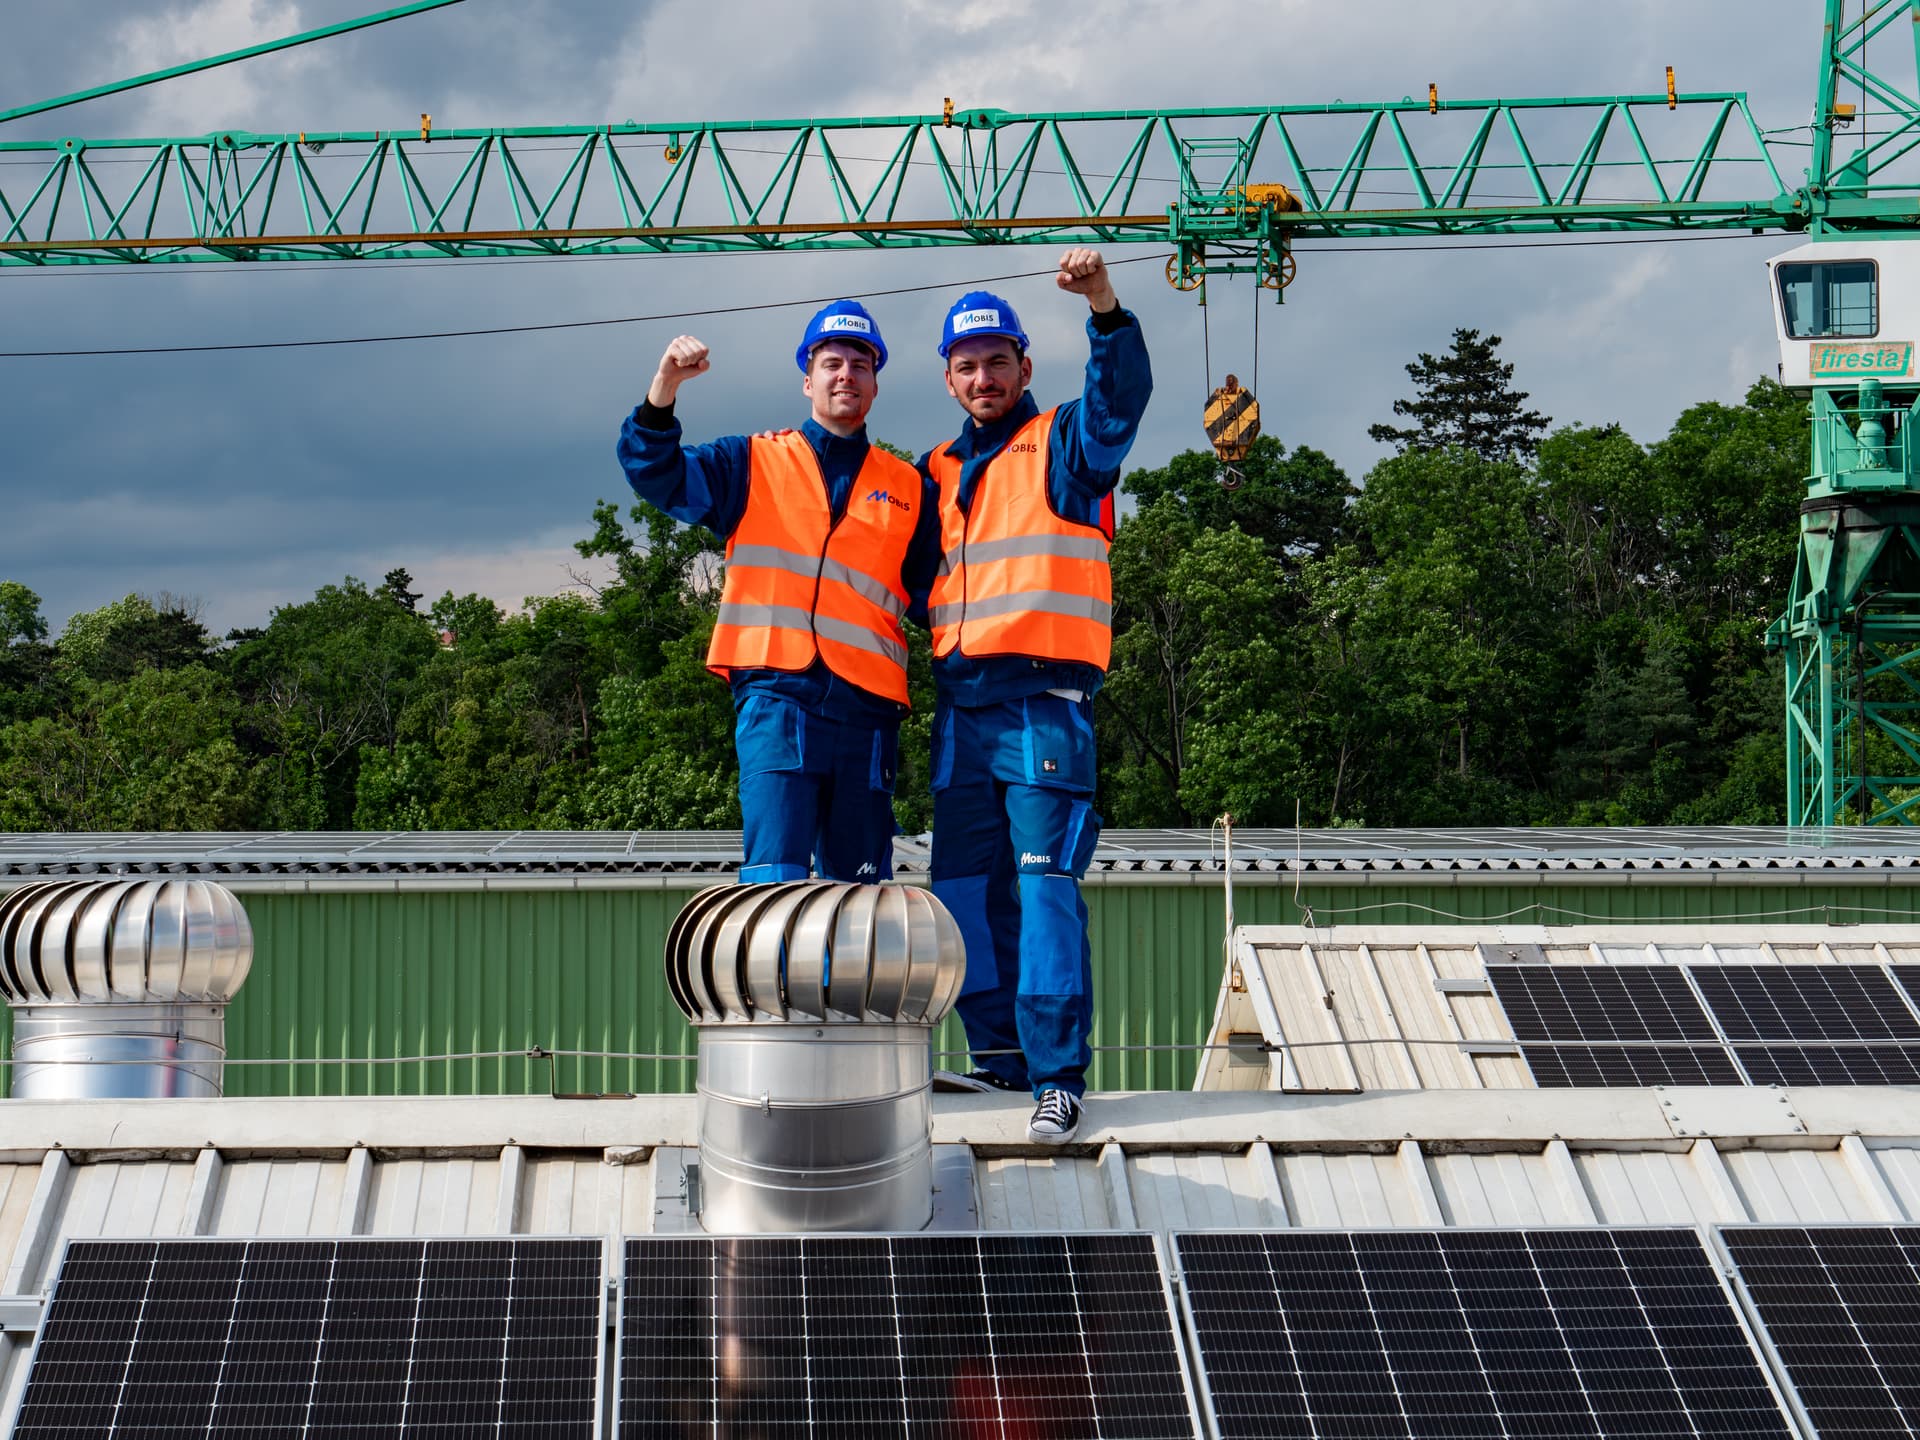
[0,1087,1911,1157]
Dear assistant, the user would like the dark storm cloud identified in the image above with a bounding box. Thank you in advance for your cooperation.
[0,1,1829,632]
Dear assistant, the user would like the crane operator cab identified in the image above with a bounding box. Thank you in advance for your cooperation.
[1770,240,1920,491]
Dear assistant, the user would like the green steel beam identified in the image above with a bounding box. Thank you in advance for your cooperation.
[0,0,466,129]
[0,93,1802,267]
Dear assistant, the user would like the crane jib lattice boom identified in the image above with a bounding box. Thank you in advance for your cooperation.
[0,92,1860,270]
[0,1,1914,271]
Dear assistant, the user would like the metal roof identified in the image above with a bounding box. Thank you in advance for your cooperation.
[6,826,1920,883]
[1,920,1918,1427]
[1,1087,1917,1425]
[1199,923,1920,1094]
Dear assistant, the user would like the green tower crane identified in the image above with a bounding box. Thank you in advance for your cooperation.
[4,0,1919,825]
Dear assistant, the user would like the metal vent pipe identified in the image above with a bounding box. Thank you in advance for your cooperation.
[0,879,254,1099]
[664,881,965,1233]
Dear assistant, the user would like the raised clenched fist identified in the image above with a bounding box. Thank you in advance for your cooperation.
[1055,247,1117,312]
[648,334,711,406]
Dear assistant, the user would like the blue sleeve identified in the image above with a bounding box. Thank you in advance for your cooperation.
[902,468,943,629]
[1047,309,1152,515]
[615,407,754,538]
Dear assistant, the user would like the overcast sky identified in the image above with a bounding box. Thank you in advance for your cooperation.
[0,0,1828,634]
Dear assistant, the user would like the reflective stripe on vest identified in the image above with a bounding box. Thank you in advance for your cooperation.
[706,433,920,703]
[925,406,1113,670]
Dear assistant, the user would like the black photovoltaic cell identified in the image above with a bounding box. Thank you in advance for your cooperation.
[1692,964,1920,1041]
[1888,964,1920,1014]
[619,1233,1197,1439]
[1724,1224,1920,1438]
[1734,1042,1920,1086]
[12,1236,601,1438]
[1520,1042,1744,1087]
[1176,1228,1794,1440]
[1489,965,1719,1041]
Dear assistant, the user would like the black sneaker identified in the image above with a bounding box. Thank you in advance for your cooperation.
[1028,1088,1083,1144]
[933,1069,1024,1094]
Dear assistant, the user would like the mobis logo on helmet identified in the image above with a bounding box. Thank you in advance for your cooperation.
[954,309,1002,332]
[820,314,873,335]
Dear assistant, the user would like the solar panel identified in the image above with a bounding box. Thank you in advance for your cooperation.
[1488,965,1719,1040]
[617,1233,1199,1439]
[1520,1042,1744,1087]
[1733,1042,1920,1086]
[1723,1224,1920,1438]
[1691,964,1920,1040]
[1487,965,1742,1087]
[1175,1228,1794,1440]
[11,1236,603,1438]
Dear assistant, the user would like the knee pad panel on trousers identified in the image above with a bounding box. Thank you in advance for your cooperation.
[1017,872,1088,996]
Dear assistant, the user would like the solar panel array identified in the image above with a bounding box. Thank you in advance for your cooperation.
[22,1223,1920,1439]
[1488,965,1743,1087]
[1177,1227,1794,1440]
[1489,962,1920,1087]
[1723,1223,1920,1438]
[617,1233,1199,1439]
[12,1237,603,1438]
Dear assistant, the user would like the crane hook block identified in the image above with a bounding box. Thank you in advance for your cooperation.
[1204,374,1261,465]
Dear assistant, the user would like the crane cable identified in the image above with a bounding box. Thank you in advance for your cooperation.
[1201,278,1212,402]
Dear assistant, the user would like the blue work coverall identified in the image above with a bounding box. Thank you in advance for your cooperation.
[617,406,940,882]
[920,306,1152,1097]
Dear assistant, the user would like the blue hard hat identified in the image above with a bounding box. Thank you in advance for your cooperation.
[795,299,887,372]
[938,290,1029,358]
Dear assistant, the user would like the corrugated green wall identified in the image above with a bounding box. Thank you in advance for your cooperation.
[11,877,1918,1095]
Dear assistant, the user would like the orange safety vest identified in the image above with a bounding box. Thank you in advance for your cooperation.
[925,407,1114,670]
[706,433,919,704]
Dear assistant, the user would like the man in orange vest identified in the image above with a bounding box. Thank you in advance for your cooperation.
[921,249,1152,1143]
[617,301,938,883]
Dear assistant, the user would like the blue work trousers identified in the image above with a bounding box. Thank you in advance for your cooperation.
[929,692,1103,1098]
[734,693,899,883]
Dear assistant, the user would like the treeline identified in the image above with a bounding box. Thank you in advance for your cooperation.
[0,332,1807,832]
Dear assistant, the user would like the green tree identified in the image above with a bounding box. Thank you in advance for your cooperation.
[565,624,740,829]
[1333,445,1562,819]
[574,498,723,680]
[1648,377,1808,624]
[0,666,250,830]
[0,582,58,727]
[1368,327,1550,462]
[1100,499,1302,824]
[55,594,157,676]
[0,582,47,647]
[1123,435,1355,566]
[379,567,423,614]
[85,600,216,682]
[228,578,439,828]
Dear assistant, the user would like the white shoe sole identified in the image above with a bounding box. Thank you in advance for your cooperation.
[1028,1107,1083,1144]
